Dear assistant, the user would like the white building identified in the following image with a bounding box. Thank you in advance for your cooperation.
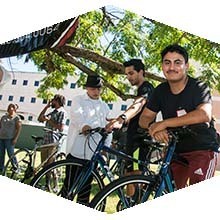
[0,70,133,151]
[0,70,133,125]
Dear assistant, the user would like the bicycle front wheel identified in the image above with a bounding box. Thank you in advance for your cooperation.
[30,159,105,205]
[3,148,32,182]
[90,175,161,213]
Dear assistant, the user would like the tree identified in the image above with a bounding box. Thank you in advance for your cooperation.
[26,6,220,101]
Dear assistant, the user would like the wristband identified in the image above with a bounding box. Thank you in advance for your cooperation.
[119,114,127,122]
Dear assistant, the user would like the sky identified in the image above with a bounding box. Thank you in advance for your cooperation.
[1,56,39,72]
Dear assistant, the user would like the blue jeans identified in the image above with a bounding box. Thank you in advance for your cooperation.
[0,139,17,172]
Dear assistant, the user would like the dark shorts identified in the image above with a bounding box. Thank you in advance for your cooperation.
[171,150,218,189]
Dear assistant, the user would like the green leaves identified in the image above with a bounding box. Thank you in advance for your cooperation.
[27,6,219,101]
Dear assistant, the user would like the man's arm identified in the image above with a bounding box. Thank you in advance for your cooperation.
[12,120,22,145]
[149,103,212,136]
[106,96,146,131]
[146,103,212,145]
[38,101,51,122]
[46,118,65,131]
[138,107,157,129]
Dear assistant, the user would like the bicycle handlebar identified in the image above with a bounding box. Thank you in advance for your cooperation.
[79,127,109,136]
[43,127,67,136]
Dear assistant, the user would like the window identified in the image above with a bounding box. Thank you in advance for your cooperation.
[28,116,33,121]
[23,80,28,86]
[31,97,36,103]
[121,104,127,111]
[34,81,39,86]
[108,103,113,110]
[66,119,70,126]
[19,96,25,102]
[42,99,47,104]
[8,95,13,101]
[0,95,2,100]
[67,100,72,107]
[70,83,76,89]
[12,79,17,85]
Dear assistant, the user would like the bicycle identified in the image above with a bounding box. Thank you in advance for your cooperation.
[3,128,66,184]
[30,127,163,207]
[90,127,191,213]
[99,130,163,179]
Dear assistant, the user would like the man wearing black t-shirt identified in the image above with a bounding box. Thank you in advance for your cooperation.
[139,44,219,189]
[106,59,154,174]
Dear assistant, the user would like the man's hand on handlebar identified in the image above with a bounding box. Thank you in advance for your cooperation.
[81,125,92,135]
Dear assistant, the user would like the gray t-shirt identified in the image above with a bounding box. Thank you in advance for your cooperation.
[0,114,21,139]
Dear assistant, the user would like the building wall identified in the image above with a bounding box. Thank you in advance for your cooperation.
[0,71,133,124]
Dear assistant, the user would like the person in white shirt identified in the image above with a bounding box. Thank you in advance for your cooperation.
[62,75,112,205]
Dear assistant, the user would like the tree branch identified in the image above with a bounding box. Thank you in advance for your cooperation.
[55,51,135,100]
[52,45,166,82]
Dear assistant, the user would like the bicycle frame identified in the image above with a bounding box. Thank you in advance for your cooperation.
[142,133,178,202]
[67,128,159,198]
[31,142,60,173]
[154,137,177,197]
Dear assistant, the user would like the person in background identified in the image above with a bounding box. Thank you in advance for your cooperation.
[106,59,154,175]
[62,74,112,205]
[139,44,219,189]
[0,103,22,174]
[38,94,67,167]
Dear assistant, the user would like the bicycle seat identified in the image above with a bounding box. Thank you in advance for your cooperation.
[31,135,44,143]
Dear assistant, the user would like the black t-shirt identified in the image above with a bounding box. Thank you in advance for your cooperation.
[127,81,154,145]
[146,76,218,153]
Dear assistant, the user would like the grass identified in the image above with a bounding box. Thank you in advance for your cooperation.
[2,148,220,214]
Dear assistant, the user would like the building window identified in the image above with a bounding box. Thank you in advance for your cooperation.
[42,99,47,104]
[108,103,113,110]
[66,119,70,126]
[31,97,36,103]
[121,104,127,111]
[70,83,76,89]
[0,95,2,100]
[28,116,33,121]
[19,96,25,102]
[34,81,39,86]
[8,95,13,101]
[12,79,17,85]
[67,100,72,107]
[23,80,28,86]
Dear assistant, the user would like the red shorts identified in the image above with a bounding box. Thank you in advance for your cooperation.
[170,150,218,189]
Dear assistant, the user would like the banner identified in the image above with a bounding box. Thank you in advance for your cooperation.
[0,16,79,58]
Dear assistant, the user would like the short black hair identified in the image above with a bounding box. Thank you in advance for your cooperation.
[123,59,145,72]
[161,44,189,63]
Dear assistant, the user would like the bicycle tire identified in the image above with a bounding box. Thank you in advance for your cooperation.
[90,174,166,213]
[3,148,32,182]
[30,159,105,206]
